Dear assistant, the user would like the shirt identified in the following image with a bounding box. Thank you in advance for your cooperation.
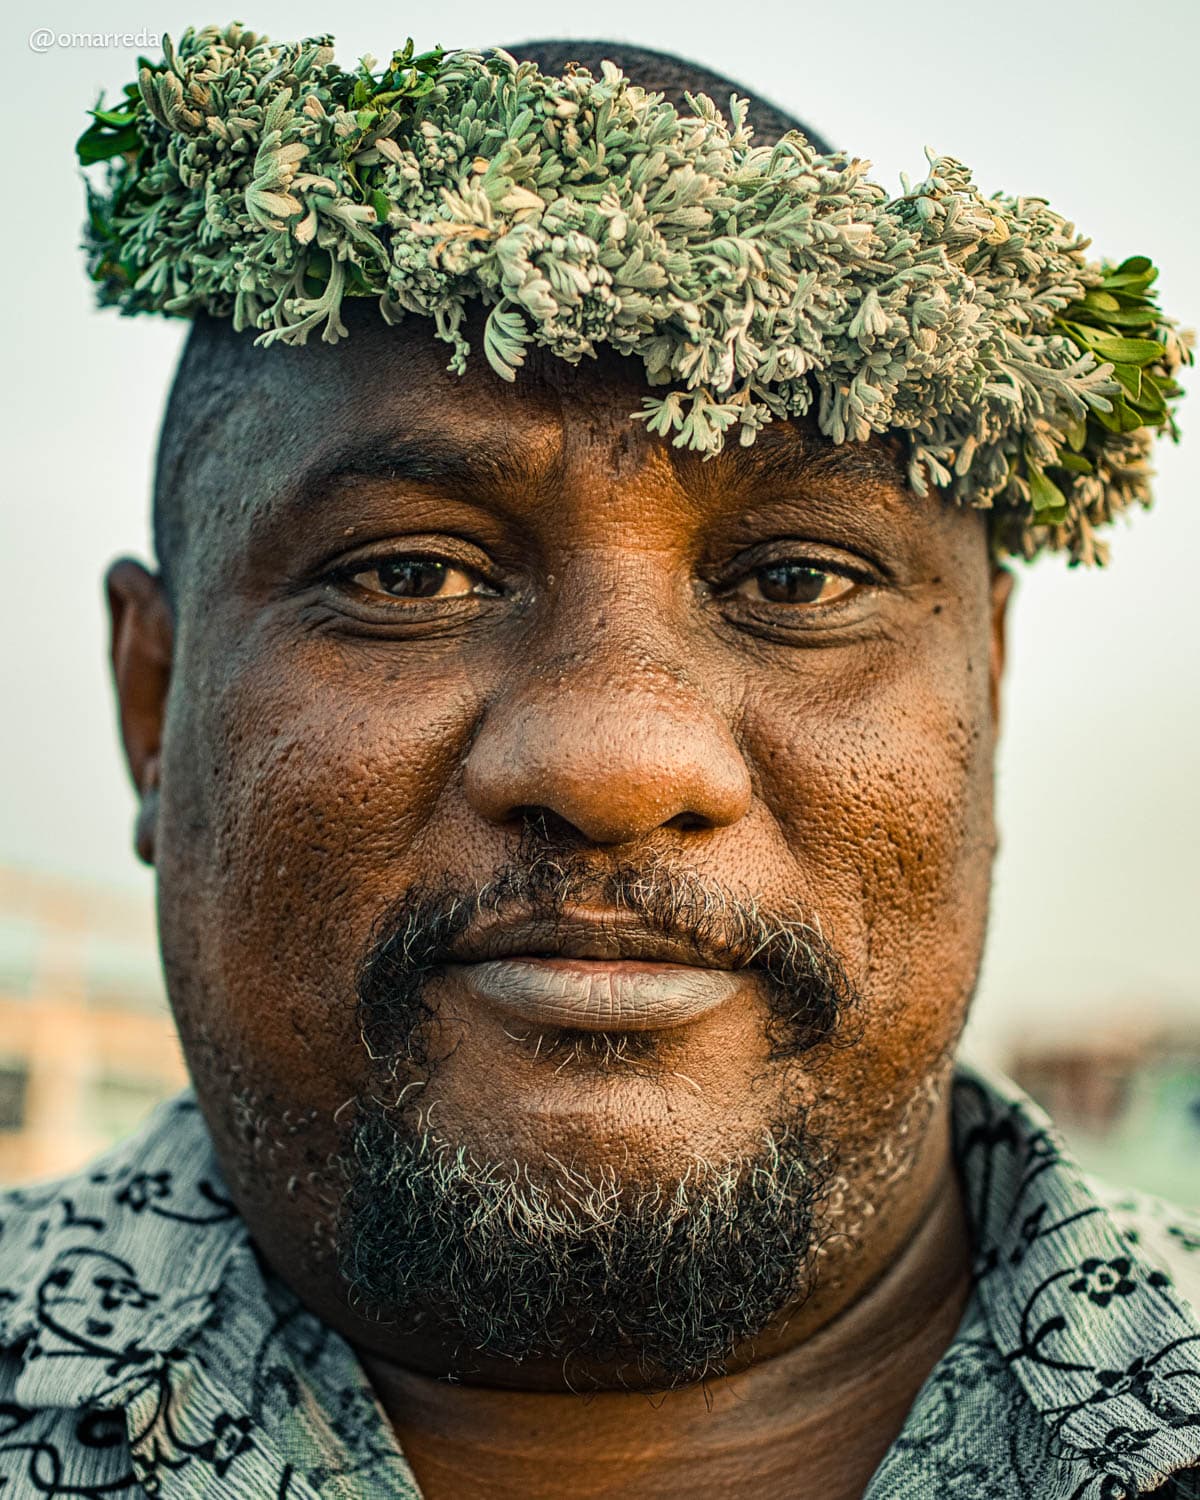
[0,1068,1197,1498]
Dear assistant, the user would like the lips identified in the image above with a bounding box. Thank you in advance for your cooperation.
[446,958,745,1032]
[443,913,749,1033]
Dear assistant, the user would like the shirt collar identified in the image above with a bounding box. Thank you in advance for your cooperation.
[1,1094,248,1412]
[954,1066,1200,1495]
[3,1070,1198,1496]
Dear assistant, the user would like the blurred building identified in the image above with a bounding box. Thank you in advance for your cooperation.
[0,864,186,1183]
[1008,1024,1200,1205]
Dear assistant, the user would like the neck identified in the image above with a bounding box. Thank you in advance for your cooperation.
[359,1137,971,1500]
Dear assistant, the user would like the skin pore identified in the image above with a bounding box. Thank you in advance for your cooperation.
[106,292,1012,1497]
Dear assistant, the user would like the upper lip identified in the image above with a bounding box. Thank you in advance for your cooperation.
[446,911,738,969]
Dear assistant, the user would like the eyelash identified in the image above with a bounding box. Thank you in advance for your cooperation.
[329,552,497,599]
[322,547,879,620]
[715,553,876,603]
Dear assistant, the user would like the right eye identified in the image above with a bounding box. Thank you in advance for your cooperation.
[731,562,860,607]
[341,556,496,602]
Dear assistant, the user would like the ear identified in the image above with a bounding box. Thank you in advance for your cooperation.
[106,559,173,866]
[988,564,1015,731]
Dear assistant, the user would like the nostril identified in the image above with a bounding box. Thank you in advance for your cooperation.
[665,811,710,833]
[516,806,590,848]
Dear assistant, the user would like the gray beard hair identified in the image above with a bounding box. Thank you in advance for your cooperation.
[336,1107,832,1388]
[336,844,853,1387]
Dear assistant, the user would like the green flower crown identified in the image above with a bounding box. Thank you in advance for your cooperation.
[78,23,1191,563]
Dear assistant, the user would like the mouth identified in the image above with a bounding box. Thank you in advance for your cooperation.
[443,911,750,1033]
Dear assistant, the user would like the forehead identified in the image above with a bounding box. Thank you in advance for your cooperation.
[162,302,942,576]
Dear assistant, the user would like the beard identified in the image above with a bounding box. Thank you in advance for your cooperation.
[335,843,858,1388]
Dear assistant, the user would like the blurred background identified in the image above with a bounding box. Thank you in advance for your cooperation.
[1,0,1197,1197]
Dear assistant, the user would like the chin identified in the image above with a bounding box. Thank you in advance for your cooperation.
[329,1090,832,1388]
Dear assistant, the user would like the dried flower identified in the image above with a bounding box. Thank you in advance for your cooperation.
[76,24,1191,563]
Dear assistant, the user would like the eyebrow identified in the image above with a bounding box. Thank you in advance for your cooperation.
[268,419,907,535]
[712,429,909,493]
[280,433,541,518]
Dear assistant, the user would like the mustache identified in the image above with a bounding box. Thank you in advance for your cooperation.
[356,847,860,1071]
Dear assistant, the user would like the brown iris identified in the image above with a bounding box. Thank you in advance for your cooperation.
[739,564,854,606]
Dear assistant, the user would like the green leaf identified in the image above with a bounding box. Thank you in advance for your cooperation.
[90,104,137,128]
[1090,305,1158,327]
[1130,381,1168,418]
[1052,450,1094,475]
[1066,328,1168,366]
[76,120,140,164]
[1091,335,1166,367]
[1112,364,1142,402]
[302,247,333,297]
[1116,254,1152,276]
[370,189,390,222]
[1096,398,1149,434]
[1146,371,1183,402]
[1099,270,1156,292]
[1027,464,1067,517]
[1093,403,1127,434]
[1082,290,1120,313]
[1065,417,1088,452]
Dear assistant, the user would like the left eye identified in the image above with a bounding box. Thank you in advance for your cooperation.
[733,564,857,606]
[346,557,487,600]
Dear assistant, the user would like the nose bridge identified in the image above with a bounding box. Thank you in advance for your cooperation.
[538,550,690,699]
[462,552,752,843]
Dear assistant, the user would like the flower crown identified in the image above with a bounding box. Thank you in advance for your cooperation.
[78,23,1190,563]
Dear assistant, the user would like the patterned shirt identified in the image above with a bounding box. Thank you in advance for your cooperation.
[0,1069,1197,1498]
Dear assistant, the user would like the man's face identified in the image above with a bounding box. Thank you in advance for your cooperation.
[111,307,1009,1389]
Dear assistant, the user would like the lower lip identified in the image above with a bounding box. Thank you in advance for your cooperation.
[443,958,745,1032]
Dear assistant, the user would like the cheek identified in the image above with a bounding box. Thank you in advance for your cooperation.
[744,627,995,1088]
[156,631,484,1106]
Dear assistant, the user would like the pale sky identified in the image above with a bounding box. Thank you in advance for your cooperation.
[3,0,1198,1062]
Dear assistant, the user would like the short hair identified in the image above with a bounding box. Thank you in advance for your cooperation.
[151,41,828,599]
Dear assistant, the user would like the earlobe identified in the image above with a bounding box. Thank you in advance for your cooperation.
[134,759,161,865]
[106,559,173,866]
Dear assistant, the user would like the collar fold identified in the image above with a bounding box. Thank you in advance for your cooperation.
[954,1069,1200,1498]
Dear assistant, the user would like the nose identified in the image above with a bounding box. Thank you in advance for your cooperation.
[463,648,752,846]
